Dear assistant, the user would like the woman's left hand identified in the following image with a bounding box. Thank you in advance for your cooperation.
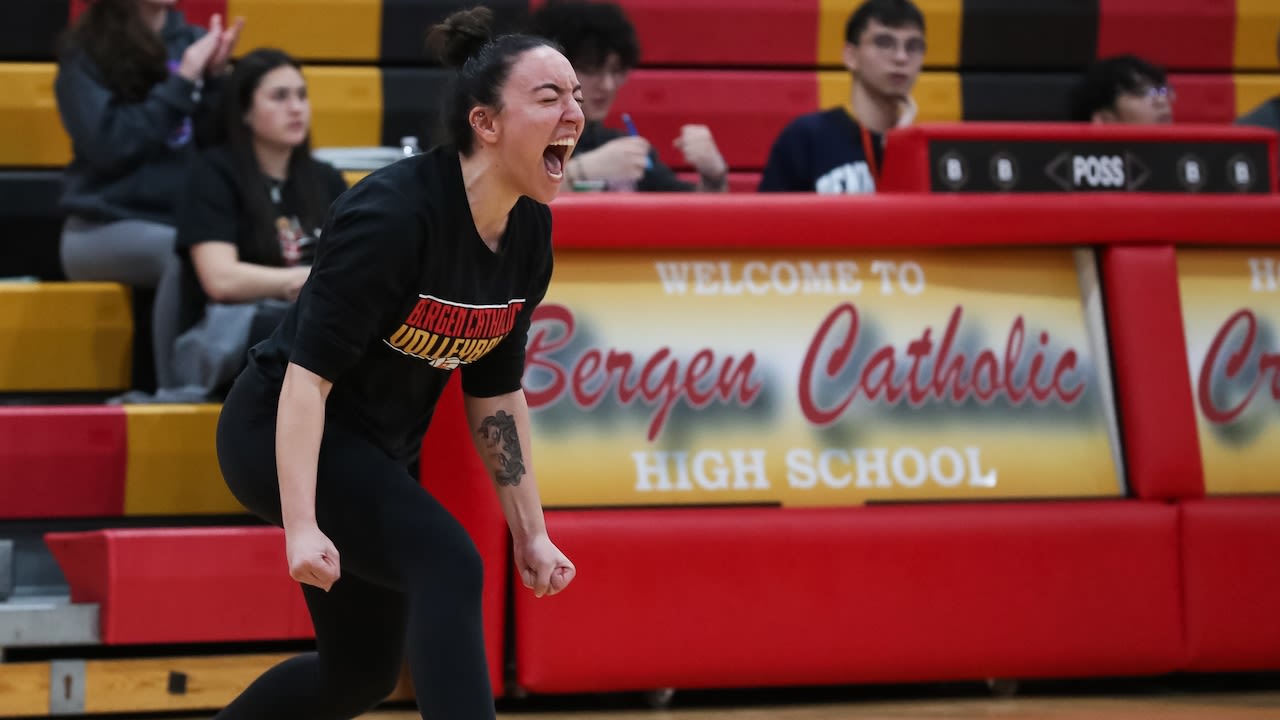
[207,16,246,76]
[514,533,575,598]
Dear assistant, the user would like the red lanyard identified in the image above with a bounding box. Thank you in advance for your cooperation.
[859,124,881,183]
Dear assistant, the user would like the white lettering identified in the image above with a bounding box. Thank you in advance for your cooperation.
[729,449,770,490]
[1249,258,1277,293]
[819,449,852,488]
[786,448,817,489]
[1072,155,1125,188]
[892,447,927,488]
[835,261,862,294]
[929,446,964,488]
[633,450,670,492]
[899,261,925,295]
[693,262,718,295]
[855,447,891,488]
[653,263,690,294]
[771,262,799,295]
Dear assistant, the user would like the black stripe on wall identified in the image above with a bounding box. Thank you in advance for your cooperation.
[961,0,1099,70]
[0,0,71,61]
[380,67,454,148]
[381,0,533,63]
[961,73,1080,121]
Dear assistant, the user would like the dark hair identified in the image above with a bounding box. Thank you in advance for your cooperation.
[217,48,331,266]
[1070,54,1168,121]
[426,7,560,155]
[528,0,640,72]
[61,0,168,102]
[845,0,926,44]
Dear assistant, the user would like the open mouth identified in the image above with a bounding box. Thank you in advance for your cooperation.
[543,138,575,180]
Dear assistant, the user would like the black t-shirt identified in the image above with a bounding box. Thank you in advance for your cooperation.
[578,121,695,192]
[175,145,348,329]
[242,145,555,464]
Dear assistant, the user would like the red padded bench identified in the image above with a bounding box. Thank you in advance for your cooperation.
[514,502,1183,693]
[0,406,126,519]
[1180,497,1280,671]
[45,527,310,645]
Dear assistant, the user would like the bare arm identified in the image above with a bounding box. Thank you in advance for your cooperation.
[464,389,546,542]
[277,362,340,590]
[464,389,574,597]
[191,242,309,303]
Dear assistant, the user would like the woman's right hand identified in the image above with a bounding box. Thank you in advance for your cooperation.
[177,14,224,82]
[285,524,341,591]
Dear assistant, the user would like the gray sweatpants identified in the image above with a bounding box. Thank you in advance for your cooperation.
[60,217,176,289]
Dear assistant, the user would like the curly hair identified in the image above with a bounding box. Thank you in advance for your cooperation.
[61,0,169,103]
[527,0,640,72]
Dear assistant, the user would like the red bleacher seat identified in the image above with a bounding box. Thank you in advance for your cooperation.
[1097,0,1235,72]
[0,406,126,519]
[515,502,1183,693]
[606,69,817,172]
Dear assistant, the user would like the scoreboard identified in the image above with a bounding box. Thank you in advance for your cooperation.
[880,123,1278,195]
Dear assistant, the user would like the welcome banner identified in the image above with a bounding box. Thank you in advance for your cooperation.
[1179,248,1280,495]
[524,248,1125,507]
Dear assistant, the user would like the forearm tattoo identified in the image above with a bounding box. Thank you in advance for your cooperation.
[476,410,526,486]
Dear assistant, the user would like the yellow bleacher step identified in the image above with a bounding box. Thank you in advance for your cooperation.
[0,282,131,392]
[124,403,242,515]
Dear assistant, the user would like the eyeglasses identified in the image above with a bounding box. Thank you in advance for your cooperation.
[866,33,927,57]
[1128,85,1176,103]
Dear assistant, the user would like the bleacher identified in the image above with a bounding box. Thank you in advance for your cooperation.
[2,0,1280,716]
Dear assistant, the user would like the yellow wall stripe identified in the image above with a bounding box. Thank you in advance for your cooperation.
[818,70,962,122]
[304,66,383,148]
[1235,0,1280,70]
[228,0,382,62]
[818,0,961,69]
[0,283,131,391]
[1235,73,1280,118]
[123,404,242,515]
[0,63,71,166]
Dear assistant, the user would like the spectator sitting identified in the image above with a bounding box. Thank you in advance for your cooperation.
[758,0,924,193]
[528,0,728,192]
[1070,55,1174,124]
[55,0,242,391]
[165,48,347,399]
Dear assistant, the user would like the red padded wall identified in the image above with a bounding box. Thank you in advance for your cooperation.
[1181,498,1280,671]
[1101,246,1205,500]
[515,503,1183,693]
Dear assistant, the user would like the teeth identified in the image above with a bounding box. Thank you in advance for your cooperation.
[549,138,575,147]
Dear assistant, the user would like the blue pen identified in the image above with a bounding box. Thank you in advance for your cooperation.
[621,113,653,170]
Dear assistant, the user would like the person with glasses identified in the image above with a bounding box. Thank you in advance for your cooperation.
[527,0,729,192]
[759,0,924,193]
[1070,55,1174,125]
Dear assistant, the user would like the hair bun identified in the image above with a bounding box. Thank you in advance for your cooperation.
[427,7,495,68]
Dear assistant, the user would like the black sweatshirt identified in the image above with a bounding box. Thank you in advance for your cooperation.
[242,145,554,465]
[55,10,222,224]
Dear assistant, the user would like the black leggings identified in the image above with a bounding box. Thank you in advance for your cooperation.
[213,371,494,719]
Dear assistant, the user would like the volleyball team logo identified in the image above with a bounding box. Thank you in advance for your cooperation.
[385,294,524,369]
